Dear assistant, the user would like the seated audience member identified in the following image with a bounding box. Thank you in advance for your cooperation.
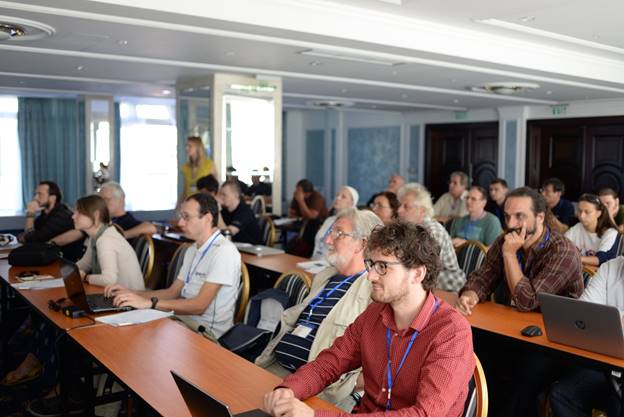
[74,195,145,289]
[455,187,583,417]
[218,180,262,244]
[386,174,405,194]
[433,171,469,224]
[550,256,624,417]
[197,174,219,196]
[369,191,399,224]
[485,178,508,225]
[456,186,583,314]
[247,170,272,196]
[312,186,359,260]
[262,221,474,417]
[288,179,328,221]
[450,185,502,248]
[565,193,619,267]
[226,166,249,195]
[106,193,241,340]
[256,209,383,406]
[598,187,624,232]
[397,183,465,292]
[19,180,84,261]
[541,177,576,230]
[52,182,158,246]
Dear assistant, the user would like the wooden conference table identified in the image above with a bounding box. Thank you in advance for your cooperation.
[0,259,336,417]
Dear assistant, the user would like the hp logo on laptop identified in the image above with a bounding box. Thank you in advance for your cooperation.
[574,320,586,330]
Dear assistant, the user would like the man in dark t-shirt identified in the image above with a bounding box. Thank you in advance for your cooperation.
[218,180,262,244]
[288,179,328,220]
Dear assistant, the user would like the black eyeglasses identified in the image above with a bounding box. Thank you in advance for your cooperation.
[364,259,402,276]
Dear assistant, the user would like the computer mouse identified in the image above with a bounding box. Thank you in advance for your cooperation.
[521,325,543,337]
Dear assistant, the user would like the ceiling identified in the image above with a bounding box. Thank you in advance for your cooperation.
[1,0,624,112]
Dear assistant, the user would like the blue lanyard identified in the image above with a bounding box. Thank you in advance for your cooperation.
[185,232,221,284]
[304,270,365,324]
[385,298,440,410]
[516,228,550,273]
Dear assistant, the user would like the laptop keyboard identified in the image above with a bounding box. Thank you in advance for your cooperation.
[86,294,116,311]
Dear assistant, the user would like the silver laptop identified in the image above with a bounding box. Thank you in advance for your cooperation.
[237,244,285,257]
[171,371,269,417]
[538,292,624,359]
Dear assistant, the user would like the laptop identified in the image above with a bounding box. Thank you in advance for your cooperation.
[237,244,285,257]
[538,292,624,359]
[171,371,270,417]
[59,258,130,314]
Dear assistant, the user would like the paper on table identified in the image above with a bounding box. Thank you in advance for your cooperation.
[12,278,65,290]
[95,309,174,327]
[296,260,329,274]
[273,218,298,226]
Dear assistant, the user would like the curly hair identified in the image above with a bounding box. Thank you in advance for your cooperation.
[366,221,441,291]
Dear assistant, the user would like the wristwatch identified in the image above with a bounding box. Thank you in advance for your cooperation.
[150,297,159,309]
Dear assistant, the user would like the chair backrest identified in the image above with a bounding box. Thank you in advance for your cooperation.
[258,216,276,247]
[250,195,266,217]
[165,243,190,289]
[462,353,488,417]
[455,240,488,277]
[235,263,251,323]
[273,270,312,307]
[133,234,155,286]
[616,233,624,256]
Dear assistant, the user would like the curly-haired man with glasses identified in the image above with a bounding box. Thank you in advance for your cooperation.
[263,221,474,417]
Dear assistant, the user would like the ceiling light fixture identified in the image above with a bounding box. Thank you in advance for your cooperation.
[300,49,404,66]
[75,65,85,71]
[0,17,55,42]
[519,16,536,23]
[161,89,171,95]
[305,99,354,109]
[117,40,128,45]
[470,82,540,95]
[308,60,323,66]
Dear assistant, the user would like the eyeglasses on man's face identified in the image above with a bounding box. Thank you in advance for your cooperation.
[364,258,402,276]
[177,211,205,222]
[328,228,356,241]
[369,202,390,210]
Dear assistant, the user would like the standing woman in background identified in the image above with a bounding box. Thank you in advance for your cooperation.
[179,136,218,205]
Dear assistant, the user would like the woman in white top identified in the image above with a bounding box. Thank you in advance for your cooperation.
[73,194,145,290]
[565,193,620,267]
[311,186,359,260]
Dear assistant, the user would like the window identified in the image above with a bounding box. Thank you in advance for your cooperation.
[0,96,22,215]
[119,99,177,211]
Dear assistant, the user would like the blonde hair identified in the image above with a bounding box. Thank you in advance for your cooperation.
[187,136,207,167]
[397,183,435,219]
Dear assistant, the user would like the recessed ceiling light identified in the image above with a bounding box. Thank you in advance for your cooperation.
[546,90,553,95]
[183,87,195,93]
[75,65,85,71]
[453,99,460,104]
[117,40,128,45]
[519,16,535,23]
[341,88,348,93]
[401,93,408,99]
[391,70,398,76]
[309,60,323,66]
[161,89,171,95]
[18,80,25,84]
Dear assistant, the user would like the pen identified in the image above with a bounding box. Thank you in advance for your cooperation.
[116,322,134,327]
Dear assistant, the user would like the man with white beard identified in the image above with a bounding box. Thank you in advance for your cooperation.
[255,208,383,407]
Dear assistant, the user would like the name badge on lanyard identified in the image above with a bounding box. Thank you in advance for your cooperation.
[185,232,221,284]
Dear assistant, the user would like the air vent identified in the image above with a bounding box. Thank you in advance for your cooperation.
[0,16,55,42]
[306,100,355,108]
[470,82,540,95]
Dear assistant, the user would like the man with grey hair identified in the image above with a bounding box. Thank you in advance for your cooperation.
[397,183,466,292]
[256,208,383,407]
[434,171,469,225]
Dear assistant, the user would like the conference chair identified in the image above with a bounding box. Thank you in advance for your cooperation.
[250,195,266,217]
[273,270,312,308]
[235,263,251,323]
[455,240,488,277]
[165,243,190,288]
[462,353,488,417]
[581,264,596,288]
[133,234,155,286]
[258,215,277,247]
[616,233,624,256]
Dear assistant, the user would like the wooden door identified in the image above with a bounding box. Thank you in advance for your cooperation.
[425,122,498,199]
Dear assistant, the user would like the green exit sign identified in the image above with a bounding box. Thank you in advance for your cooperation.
[454,111,468,120]
[551,104,569,116]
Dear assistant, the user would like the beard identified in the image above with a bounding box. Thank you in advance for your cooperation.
[505,220,538,237]
[326,250,348,270]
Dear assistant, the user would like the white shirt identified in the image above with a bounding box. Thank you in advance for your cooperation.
[433,191,469,218]
[581,256,624,313]
[177,231,241,338]
[564,223,618,256]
